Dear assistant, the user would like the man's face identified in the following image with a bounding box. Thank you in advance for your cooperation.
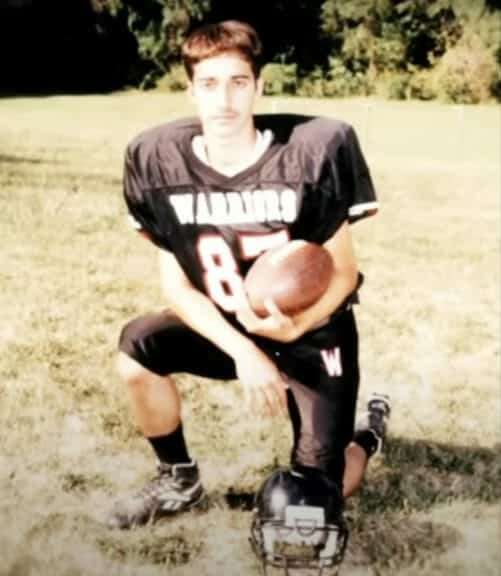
[189,52,262,138]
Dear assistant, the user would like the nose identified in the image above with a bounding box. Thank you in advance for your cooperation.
[215,82,231,108]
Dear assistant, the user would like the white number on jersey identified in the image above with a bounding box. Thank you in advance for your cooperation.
[197,230,290,312]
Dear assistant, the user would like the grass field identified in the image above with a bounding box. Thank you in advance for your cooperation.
[0,92,499,576]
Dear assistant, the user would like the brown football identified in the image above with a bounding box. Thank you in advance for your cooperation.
[244,240,334,317]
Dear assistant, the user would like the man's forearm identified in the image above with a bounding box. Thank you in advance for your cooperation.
[165,285,257,360]
[292,222,359,335]
[292,268,359,335]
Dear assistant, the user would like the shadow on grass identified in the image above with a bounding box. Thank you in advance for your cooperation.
[23,511,204,569]
[221,438,500,514]
[13,437,498,574]
[223,490,255,511]
[0,153,45,165]
[358,437,501,515]
[1,163,122,190]
[0,151,121,192]
[220,437,500,571]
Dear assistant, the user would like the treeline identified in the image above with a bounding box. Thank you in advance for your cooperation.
[0,0,138,93]
[1,0,500,103]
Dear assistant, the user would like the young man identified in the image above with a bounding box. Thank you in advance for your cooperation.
[108,20,390,530]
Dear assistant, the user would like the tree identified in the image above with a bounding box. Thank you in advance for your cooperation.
[103,0,211,86]
[320,0,458,72]
[0,0,139,93]
[208,0,329,74]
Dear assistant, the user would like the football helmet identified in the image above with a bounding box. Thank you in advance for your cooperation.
[250,468,348,575]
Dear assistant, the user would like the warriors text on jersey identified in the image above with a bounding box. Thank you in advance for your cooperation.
[123,114,378,316]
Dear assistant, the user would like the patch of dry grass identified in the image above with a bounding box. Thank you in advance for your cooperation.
[0,94,499,576]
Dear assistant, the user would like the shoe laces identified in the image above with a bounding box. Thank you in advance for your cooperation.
[138,463,179,499]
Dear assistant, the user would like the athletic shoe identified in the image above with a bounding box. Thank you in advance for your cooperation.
[356,393,391,455]
[107,460,206,529]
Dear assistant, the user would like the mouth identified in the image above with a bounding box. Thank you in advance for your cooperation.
[212,113,238,121]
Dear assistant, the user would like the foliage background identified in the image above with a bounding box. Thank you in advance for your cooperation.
[1,0,500,102]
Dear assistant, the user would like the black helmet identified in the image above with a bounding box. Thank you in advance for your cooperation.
[250,468,348,575]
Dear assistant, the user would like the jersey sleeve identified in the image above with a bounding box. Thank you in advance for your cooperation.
[122,143,171,251]
[309,124,377,244]
[337,125,378,224]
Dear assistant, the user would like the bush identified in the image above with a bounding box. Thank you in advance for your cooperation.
[261,63,297,95]
[296,67,325,98]
[408,68,437,100]
[341,25,372,73]
[322,57,369,98]
[374,72,410,100]
[371,34,407,72]
[155,64,188,92]
[434,34,498,103]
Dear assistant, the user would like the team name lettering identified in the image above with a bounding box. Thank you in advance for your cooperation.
[169,189,297,225]
[320,347,343,377]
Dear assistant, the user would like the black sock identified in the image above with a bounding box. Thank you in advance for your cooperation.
[353,429,379,458]
[147,423,191,465]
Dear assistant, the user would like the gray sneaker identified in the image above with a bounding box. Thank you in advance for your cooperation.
[356,393,391,454]
[107,460,206,529]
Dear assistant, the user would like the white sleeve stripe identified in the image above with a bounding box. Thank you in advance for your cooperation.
[127,214,143,230]
[348,201,379,216]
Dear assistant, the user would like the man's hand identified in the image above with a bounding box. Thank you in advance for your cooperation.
[233,342,288,417]
[235,296,300,343]
[237,222,360,340]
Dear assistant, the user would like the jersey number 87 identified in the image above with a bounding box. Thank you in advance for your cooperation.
[196,230,289,312]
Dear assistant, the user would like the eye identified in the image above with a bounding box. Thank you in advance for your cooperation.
[233,78,249,88]
[200,79,217,90]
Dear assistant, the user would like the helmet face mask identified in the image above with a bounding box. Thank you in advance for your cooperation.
[250,469,349,575]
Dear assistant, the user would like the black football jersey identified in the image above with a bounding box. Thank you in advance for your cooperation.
[123,114,377,316]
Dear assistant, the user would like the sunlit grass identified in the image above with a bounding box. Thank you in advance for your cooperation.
[0,92,499,575]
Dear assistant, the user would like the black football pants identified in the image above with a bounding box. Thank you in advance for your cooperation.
[118,308,360,488]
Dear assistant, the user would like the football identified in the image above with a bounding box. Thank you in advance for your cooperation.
[244,240,334,317]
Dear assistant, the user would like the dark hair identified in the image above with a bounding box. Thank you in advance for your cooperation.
[182,20,263,80]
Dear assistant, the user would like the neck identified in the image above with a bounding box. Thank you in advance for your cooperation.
[204,123,257,173]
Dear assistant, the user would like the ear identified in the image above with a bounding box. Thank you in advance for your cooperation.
[256,76,264,97]
[187,81,195,101]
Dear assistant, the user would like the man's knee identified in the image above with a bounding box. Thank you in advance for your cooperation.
[118,316,146,359]
[116,351,153,386]
[118,315,164,377]
[118,313,179,377]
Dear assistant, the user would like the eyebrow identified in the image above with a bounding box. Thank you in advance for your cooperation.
[196,73,252,81]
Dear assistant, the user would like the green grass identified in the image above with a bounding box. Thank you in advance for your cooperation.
[0,93,499,576]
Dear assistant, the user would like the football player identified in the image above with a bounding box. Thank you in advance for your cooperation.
[108,20,391,532]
